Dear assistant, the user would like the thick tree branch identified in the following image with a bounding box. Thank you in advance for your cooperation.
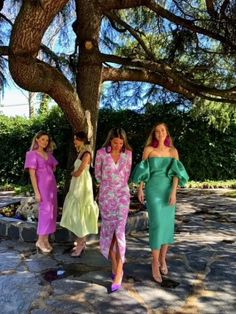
[146,0,236,51]
[205,0,218,18]
[8,0,85,131]
[98,0,147,10]
[101,55,236,103]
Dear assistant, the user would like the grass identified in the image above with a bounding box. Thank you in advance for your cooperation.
[186,180,236,189]
[0,183,32,195]
[223,191,236,198]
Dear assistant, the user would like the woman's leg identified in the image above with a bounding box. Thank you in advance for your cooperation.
[109,234,117,275]
[159,244,169,274]
[113,239,123,284]
[71,236,86,257]
[152,249,162,283]
[36,235,51,253]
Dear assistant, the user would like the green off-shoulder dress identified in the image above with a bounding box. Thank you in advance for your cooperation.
[132,157,189,249]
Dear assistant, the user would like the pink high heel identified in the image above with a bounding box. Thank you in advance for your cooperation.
[108,272,123,294]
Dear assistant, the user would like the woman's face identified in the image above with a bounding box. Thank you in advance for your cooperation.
[154,124,167,141]
[111,137,124,152]
[74,137,83,149]
[36,135,49,149]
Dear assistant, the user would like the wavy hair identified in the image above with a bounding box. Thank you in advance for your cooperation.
[30,131,56,152]
[102,128,132,153]
[145,123,174,148]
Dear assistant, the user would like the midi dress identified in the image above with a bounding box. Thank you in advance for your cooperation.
[132,157,189,249]
[95,147,132,262]
[24,150,58,235]
[60,156,99,238]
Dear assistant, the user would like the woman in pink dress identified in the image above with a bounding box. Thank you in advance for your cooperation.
[24,131,58,253]
[95,128,132,293]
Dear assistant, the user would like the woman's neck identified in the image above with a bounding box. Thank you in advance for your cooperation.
[111,149,121,154]
[37,147,45,153]
[157,141,166,150]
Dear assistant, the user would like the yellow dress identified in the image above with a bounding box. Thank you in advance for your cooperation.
[60,158,99,238]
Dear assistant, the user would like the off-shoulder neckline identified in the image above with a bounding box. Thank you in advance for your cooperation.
[147,156,175,160]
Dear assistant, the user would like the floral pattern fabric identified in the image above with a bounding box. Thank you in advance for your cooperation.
[95,147,132,262]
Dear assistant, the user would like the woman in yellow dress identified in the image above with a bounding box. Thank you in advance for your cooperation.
[60,132,99,256]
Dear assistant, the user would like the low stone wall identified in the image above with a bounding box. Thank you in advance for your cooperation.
[0,211,148,243]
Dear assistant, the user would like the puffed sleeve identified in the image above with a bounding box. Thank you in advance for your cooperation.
[24,151,37,170]
[168,159,189,187]
[95,149,103,183]
[131,159,150,184]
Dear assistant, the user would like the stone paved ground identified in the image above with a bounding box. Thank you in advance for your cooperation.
[0,189,235,314]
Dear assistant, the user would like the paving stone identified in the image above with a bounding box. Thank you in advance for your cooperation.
[0,189,235,313]
[8,224,20,239]
[0,251,21,271]
[21,226,37,242]
[0,221,6,236]
[0,272,41,314]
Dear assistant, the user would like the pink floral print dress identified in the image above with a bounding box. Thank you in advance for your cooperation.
[95,147,132,262]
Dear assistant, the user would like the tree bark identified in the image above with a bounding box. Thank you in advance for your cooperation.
[75,0,103,145]
[8,0,85,131]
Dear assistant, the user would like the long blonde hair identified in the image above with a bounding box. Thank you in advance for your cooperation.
[30,131,56,152]
[145,123,174,148]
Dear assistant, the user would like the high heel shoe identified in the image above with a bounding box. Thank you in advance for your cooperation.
[108,272,123,294]
[152,263,162,284]
[36,243,52,254]
[71,242,86,257]
[160,265,168,275]
[159,259,168,275]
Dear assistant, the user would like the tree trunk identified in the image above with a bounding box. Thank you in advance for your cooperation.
[75,0,103,147]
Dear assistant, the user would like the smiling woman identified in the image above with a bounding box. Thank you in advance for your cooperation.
[24,131,58,254]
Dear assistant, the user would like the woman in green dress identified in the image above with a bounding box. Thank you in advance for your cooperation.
[132,123,189,283]
[60,132,99,257]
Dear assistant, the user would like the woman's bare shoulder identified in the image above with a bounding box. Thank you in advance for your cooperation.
[143,146,153,159]
[170,147,179,159]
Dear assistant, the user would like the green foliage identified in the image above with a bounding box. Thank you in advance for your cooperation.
[223,190,236,198]
[0,104,236,186]
[187,180,236,189]
[0,106,72,185]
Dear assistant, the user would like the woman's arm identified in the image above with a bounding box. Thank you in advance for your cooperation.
[94,150,103,183]
[71,152,91,177]
[137,146,152,204]
[169,148,179,206]
[29,169,41,202]
[125,150,132,182]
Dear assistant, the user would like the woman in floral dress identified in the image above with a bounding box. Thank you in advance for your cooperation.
[95,128,132,293]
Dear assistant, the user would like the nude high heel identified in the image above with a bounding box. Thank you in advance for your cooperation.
[152,263,162,284]
[36,242,52,254]
[71,241,86,257]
